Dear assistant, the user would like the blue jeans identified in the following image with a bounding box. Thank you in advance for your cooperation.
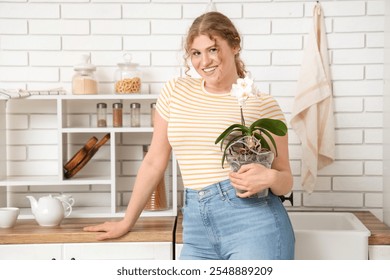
[180,179,295,260]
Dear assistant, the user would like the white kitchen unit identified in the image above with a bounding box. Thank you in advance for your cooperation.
[63,242,172,260]
[0,244,62,260]
[0,242,172,260]
[369,245,390,260]
[0,216,176,260]
[0,94,177,218]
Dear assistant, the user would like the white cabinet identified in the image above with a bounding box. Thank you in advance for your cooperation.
[0,95,177,218]
[63,242,172,260]
[0,242,172,260]
[369,245,390,260]
[0,244,62,260]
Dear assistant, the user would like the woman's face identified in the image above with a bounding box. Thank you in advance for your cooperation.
[190,34,239,91]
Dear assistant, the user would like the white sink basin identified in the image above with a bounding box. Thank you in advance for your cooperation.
[289,212,371,260]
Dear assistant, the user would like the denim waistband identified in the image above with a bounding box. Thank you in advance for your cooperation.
[184,179,276,203]
[184,179,232,200]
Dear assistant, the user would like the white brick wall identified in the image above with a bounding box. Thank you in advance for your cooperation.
[0,0,385,219]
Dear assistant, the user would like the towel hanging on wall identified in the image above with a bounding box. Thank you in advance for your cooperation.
[0,87,66,99]
[290,3,335,193]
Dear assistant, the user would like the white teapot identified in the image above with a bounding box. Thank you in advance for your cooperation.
[26,195,72,227]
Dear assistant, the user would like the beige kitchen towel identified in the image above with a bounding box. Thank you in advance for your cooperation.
[290,3,335,193]
[0,87,66,99]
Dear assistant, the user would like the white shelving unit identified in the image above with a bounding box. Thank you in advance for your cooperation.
[0,94,177,218]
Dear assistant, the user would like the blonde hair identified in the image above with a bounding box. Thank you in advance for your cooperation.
[184,12,246,78]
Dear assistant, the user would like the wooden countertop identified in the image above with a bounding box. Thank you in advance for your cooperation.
[0,216,176,245]
[353,211,390,245]
[175,211,390,246]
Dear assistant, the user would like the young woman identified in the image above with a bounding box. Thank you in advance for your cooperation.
[84,11,295,260]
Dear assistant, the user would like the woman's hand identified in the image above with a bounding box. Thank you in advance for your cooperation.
[83,219,131,241]
[229,163,277,198]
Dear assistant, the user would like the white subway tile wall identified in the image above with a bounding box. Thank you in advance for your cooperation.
[0,0,385,219]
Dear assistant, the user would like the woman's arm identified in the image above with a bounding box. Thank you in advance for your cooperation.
[83,112,172,240]
[229,133,293,197]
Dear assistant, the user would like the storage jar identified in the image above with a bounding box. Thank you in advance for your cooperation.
[130,103,141,127]
[112,103,123,127]
[97,103,107,127]
[72,54,98,95]
[114,53,142,94]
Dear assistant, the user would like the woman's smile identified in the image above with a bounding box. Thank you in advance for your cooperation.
[203,66,218,73]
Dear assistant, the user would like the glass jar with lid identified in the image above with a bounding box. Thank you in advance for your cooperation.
[130,103,141,127]
[112,103,123,127]
[96,103,107,127]
[72,54,98,95]
[114,53,142,94]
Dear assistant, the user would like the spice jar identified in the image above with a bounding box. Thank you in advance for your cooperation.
[114,53,142,94]
[72,54,98,95]
[112,103,123,127]
[97,103,107,127]
[130,103,141,127]
[143,145,168,211]
[150,103,156,127]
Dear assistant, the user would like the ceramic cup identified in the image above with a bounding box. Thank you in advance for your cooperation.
[0,207,20,228]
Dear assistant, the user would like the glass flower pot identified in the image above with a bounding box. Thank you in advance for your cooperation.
[225,135,274,198]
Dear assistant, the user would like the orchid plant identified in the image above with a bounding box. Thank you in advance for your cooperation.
[215,76,288,167]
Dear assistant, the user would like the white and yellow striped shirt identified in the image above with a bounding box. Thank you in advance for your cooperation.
[156,77,285,190]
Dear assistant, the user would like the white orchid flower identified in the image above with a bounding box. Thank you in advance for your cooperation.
[231,77,255,107]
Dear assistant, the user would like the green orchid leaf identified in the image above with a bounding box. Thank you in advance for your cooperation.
[250,119,287,136]
[219,127,247,151]
[256,129,279,156]
[217,127,247,150]
[215,123,249,144]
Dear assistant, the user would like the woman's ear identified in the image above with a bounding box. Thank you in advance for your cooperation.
[233,46,241,55]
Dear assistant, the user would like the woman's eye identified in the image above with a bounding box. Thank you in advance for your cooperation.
[192,51,201,56]
[210,48,218,54]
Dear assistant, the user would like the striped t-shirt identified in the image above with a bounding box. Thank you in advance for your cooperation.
[156,77,285,190]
